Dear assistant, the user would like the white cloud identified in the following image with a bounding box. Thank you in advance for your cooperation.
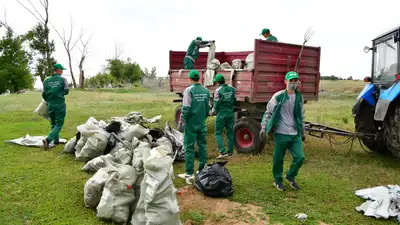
[1,0,400,89]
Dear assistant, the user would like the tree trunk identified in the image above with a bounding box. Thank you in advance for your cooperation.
[79,70,85,88]
[43,1,50,84]
[67,52,77,88]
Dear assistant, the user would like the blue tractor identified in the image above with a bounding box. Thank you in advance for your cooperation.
[353,25,400,157]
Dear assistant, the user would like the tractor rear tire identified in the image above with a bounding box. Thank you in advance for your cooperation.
[354,102,386,153]
[233,118,266,154]
[384,103,400,158]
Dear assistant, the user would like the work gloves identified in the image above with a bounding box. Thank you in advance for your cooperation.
[302,135,306,142]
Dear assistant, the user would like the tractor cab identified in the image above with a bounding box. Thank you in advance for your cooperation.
[363,26,400,91]
[353,25,400,157]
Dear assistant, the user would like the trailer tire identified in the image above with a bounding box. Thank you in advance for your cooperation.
[174,105,183,131]
[384,102,400,158]
[234,118,266,154]
[354,102,386,153]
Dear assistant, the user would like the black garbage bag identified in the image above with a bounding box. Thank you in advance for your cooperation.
[194,161,233,197]
[149,128,164,140]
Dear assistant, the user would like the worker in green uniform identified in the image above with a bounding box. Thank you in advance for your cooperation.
[260,71,305,191]
[211,74,236,159]
[260,28,278,42]
[41,63,69,150]
[177,70,211,183]
[184,37,215,69]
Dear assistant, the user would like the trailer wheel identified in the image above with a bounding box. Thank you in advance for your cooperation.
[234,118,266,154]
[354,102,386,153]
[174,105,183,131]
[384,102,400,158]
[175,105,185,132]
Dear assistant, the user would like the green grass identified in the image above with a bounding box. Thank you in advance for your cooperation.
[1,81,399,225]
[81,86,149,93]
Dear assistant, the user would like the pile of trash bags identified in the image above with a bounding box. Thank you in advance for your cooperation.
[62,112,186,224]
[62,113,185,163]
[355,185,400,222]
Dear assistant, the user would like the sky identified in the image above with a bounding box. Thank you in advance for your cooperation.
[1,0,400,89]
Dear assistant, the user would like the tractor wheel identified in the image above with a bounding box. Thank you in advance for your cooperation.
[354,102,386,153]
[233,118,266,154]
[384,103,400,158]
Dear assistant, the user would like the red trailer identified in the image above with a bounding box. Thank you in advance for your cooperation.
[169,39,321,154]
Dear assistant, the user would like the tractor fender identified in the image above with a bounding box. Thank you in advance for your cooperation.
[374,81,400,121]
[352,83,376,116]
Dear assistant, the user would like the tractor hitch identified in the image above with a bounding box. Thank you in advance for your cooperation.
[303,121,378,154]
[304,121,377,139]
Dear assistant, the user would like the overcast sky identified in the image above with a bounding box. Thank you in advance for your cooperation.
[1,0,400,88]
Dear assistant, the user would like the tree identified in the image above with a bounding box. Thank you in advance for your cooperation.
[143,67,150,79]
[113,42,124,60]
[149,66,157,79]
[77,34,91,88]
[17,0,56,83]
[106,58,144,84]
[0,14,34,93]
[52,16,84,88]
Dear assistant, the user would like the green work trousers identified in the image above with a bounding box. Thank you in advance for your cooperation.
[184,125,208,175]
[46,102,66,144]
[273,133,305,183]
[184,57,194,69]
[214,114,234,154]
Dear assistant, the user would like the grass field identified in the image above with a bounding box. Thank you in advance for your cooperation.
[1,80,399,225]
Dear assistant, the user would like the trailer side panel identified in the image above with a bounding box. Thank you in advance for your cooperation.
[252,40,321,102]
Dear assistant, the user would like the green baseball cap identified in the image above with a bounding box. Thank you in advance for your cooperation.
[196,37,203,41]
[53,63,67,70]
[188,70,200,79]
[213,74,225,83]
[285,71,299,80]
[260,28,270,35]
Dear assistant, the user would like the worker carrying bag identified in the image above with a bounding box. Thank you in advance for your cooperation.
[194,161,233,197]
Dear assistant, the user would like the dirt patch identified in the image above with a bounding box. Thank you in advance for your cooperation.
[177,186,269,225]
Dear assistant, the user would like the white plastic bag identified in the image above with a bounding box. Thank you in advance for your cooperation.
[34,99,50,121]
[96,164,137,224]
[206,42,216,67]
[219,62,233,70]
[62,136,77,154]
[77,117,103,137]
[81,154,121,173]
[244,52,254,70]
[131,147,182,225]
[132,141,151,175]
[155,137,173,155]
[119,124,149,142]
[207,58,220,70]
[74,136,88,158]
[76,131,110,162]
[112,147,133,165]
[84,168,109,208]
[232,59,242,69]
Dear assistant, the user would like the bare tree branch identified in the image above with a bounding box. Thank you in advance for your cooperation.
[0,7,8,28]
[50,16,82,88]
[16,0,44,24]
[113,41,124,60]
[39,0,46,9]
[27,0,45,22]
